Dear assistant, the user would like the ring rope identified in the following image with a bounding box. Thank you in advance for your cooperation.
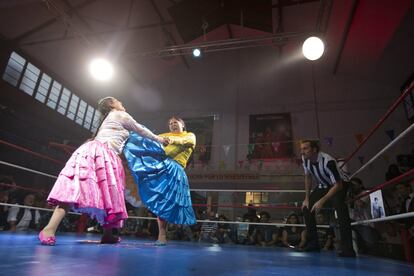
[0,160,58,179]
[341,81,414,168]
[350,122,414,178]
[352,167,414,201]
[0,139,64,165]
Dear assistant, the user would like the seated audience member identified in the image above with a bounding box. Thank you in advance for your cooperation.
[253,211,279,247]
[7,193,40,231]
[395,182,414,252]
[316,213,334,251]
[0,190,9,230]
[217,215,232,244]
[348,178,380,254]
[385,164,402,181]
[199,212,218,243]
[282,212,306,249]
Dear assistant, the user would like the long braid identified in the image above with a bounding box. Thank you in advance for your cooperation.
[91,97,114,139]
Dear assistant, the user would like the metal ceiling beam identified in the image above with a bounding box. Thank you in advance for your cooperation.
[20,21,175,46]
[12,0,98,44]
[149,0,190,69]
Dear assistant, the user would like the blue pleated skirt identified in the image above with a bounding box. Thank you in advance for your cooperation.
[123,132,196,225]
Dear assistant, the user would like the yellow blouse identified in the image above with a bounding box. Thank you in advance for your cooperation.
[159,131,196,168]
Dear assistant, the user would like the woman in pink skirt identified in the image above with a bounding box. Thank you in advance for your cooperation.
[39,97,167,245]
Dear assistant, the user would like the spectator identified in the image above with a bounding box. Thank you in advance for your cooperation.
[282,212,306,249]
[0,190,9,230]
[385,164,402,181]
[348,179,380,254]
[253,211,279,247]
[217,215,232,244]
[316,213,334,251]
[7,193,40,232]
[199,212,218,243]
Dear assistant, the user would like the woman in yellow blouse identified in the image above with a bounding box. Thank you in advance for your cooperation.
[124,116,196,246]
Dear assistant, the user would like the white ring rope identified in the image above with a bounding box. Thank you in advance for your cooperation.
[190,189,305,193]
[351,211,414,226]
[0,203,328,228]
[350,122,414,178]
[0,160,57,179]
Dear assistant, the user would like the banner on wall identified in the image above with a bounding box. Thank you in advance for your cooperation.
[185,116,214,164]
[248,113,293,159]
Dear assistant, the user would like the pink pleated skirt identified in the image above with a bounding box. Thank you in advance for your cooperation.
[47,140,127,228]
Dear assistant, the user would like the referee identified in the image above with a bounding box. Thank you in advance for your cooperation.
[300,140,355,257]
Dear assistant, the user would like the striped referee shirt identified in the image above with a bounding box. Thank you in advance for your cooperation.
[302,151,347,189]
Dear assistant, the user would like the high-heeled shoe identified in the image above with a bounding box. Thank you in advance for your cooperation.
[38,231,56,246]
[154,240,167,246]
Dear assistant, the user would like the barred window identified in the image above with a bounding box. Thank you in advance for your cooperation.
[66,94,79,120]
[35,73,51,103]
[19,63,41,96]
[57,88,71,115]
[83,105,95,130]
[46,81,62,109]
[2,52,26,87]
[75,100,87,125]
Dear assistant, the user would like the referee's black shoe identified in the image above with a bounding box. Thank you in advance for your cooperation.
[297,245,320,253]
[337,250,356,258]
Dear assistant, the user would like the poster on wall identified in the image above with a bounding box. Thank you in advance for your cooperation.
[248,113,293,159]
[370,190,386,219]
[184,116,214,164]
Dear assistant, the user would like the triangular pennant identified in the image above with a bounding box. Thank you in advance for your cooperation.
[385,129,395,141]
[248,144,255,154]
[222,145,230,156]
[324,137,333,146]
[271,142,280,152]
[258,160,264,169]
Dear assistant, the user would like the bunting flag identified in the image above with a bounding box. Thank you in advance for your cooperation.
[238,160,244,168]
[271,142,280,152]
[324,137,333,147]
[385,129,395,141]
[248,144,255,154]
[218,160,226,170]
[258,160,264,169]
[358,156,365,164]
[222,145,230,156]
[355,134,364,144]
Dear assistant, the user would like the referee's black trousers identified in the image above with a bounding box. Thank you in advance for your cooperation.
[303,185,353,252]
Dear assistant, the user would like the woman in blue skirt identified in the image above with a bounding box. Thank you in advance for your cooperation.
[124,117,196,245]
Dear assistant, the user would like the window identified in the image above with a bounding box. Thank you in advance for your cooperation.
[75,100,87,125]
[2,51,97,133]
[2,52,26,87]
[46,81,62,109]
[19,63,40,96]
[83,105,95,130]
[35,73,51,103]
[66,94,79,120]
[57,88,71,115]
[245,192,268,205]
[90,110,101,133]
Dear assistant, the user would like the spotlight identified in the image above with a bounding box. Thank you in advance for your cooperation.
[192,48,201,57]
[302,37,324,61]
[89,58,113,81]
